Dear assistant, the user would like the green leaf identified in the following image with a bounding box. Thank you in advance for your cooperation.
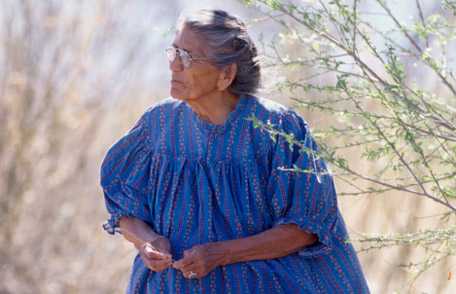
[265,0,282,10]
[336,74,348,89]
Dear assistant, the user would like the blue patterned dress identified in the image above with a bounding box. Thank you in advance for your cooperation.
[100,95,370,293]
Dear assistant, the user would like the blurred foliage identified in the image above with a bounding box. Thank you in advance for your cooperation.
[0,0,166,293]
[245,0,456,291]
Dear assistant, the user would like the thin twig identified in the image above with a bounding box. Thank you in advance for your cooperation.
[415,0,429,48]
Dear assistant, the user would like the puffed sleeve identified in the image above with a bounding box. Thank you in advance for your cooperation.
[267,110,341,258]
[100,111,154,235]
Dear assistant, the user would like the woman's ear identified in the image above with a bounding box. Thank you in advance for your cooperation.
[217,63,237,91]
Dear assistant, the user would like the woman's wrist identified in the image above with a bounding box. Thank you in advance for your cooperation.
[145,234,166,245]
[133,233,164,250]
[214,241,234,266]
[119,216,164,248]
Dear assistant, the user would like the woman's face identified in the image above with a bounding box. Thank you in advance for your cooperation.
[169,25,223,101]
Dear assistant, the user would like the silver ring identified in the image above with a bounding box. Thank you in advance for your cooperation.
[188,271,197,279]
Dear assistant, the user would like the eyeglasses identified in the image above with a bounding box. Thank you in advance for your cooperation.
[165,46,210,69]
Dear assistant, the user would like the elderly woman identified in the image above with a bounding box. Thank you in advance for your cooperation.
[101,9,369,293]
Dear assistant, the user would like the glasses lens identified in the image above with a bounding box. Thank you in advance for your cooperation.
[166,47,192,69]
[177,49,191,68]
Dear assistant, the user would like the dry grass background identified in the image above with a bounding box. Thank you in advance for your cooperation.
[0,0,454,293]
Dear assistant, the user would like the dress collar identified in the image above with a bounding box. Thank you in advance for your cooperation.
[186,94,250,135]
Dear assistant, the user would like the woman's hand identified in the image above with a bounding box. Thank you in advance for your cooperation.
[172,243,227,279]
[136,236,173,272]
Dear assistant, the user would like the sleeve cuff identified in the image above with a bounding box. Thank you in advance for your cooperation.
[102,212,131,235]
[274,216,334,258]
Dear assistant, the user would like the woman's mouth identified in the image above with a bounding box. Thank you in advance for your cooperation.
[171,79,184,85]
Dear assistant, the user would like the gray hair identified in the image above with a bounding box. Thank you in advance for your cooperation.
[178,9,261,96]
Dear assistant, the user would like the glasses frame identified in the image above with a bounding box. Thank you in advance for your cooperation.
[166,46,211,69]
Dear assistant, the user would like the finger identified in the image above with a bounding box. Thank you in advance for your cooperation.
[139,251,167,268]
[173,248,196,265]
[183,248,195,258]
[143,243,171,257]
[183,271,199,279]
[177,261,203,276]
[141,254,171,270]
[172,256,195,270]
[149,259,173,272]
[143,254,172,269]
[182,265,205,279]
[145,250,172,261]
[143,243,172,260]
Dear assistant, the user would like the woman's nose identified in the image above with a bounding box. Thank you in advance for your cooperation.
[169,57,184,72]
